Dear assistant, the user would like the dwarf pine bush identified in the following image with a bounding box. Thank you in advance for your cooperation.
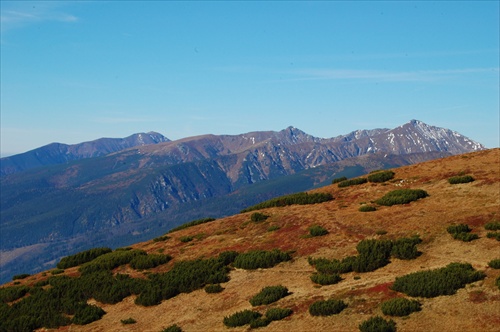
[251,212,269,222]
[241,192,334,212]
[485,221,500,230]
[205,284,224,293]
[359,205,377,212]
[223,310,262,327]
[309,299,347,316]
[391,262,485,298]
[162,324,182,332]
[249,285,289,306]
[380,298,421,316]
[488,259,500,269]
[448,175,474,184]
[368,170,395,183]
[232,249,291,270]
[337,178,368,188]
[359,316,396,332]
[310,273,342,285]
[375,189,428,206]
[309,225,329,237]
[332,176,348,184]
[265,307,293,321]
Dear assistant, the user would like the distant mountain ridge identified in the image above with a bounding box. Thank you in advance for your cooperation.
[0,132,169,176]
[0,120,485,282]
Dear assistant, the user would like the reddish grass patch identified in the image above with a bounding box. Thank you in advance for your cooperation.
[468,291,488,304]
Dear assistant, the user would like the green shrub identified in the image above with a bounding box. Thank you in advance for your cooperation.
[205,284,224,293]
[359,316,396,332]
[0,285,30,303]
[251,212,269,222]
[168,218,216,233]
[368,170,395,183]
[121,317,137,324]
[179,236,193,243]
[380,298,421,316]
[50,268,65,275]
[353,239,393,272]
[453,232,479,242]
[162,324,183,332]
[153,235,170,242]
[309,225,329,237]
[79,249,146,275]
[308,256,355,274]
[217,251,240,265]
[488,259,500,269]
[448,175,474,184]
[391,236,422,260]
[359,205,377,212]
[241,192,333,212]
[265,307,293,321]
[12,274,30,280]
[249,317,271,328]
[57,247,112,269]
[337,178,368,188]
[486,232,500,241]
[129,254,171,270]
[447,224,472,234]
[391,262,485,298]
[233,249,292,270]
[223,310,262,327]
[485,221,500,230]
[267,225,280,232]
[310,273,342,285]
[375,189,428,206]
[309,299,347,316]
[72,304,106,325]
[332,176,348,184]
[249,285,289,306]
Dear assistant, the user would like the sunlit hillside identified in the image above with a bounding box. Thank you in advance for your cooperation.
[2,149,499,332]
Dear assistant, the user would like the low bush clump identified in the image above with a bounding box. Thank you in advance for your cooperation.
[79,249,146,275]
[391,236,422,260]
[447,224,478,242]
[488,259,500,269]
[310,273,342,285]
[375,189,428,206]
[337,178,368,188]
[72,304,106,325]
[391,262,485,298]
[309,299,347,316]
[485,221,500,230]
[217,251,239,265]
[153,235,170,242]
[162,324,182,332]
[249,285,289,306]
[267,225,280,232]
[12,274,30,280]
[448,175,474,184]
[232,249,292,270]
[241,192,334,212]
[168,218,216,233]
[265,307,293,321]
[380,297,421,316]
[359,205,377,212]
[251,212,269,222]
[309,225,329,237]
[205,284,224,293]
[0,285,30,303]
[332,176,348,184]
[223,310,262,327]
[50,269,65,275]
[486,232,500,241]
[57,247,112,269]
[121,317,137,324]
[368,170,395,183]
[308,256,356,274]
[129,254,171,270]
[179,236,193,243]
[359,316,396,332]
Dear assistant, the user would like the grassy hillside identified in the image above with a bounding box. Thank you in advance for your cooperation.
[1,149,499,331]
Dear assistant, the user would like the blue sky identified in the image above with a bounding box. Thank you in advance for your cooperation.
[1,1,499,156]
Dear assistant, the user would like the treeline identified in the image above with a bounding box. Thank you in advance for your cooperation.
[391,262,485,298]
[240,192,333,213]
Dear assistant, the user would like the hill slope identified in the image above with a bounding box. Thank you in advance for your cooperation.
[2,149,499,331]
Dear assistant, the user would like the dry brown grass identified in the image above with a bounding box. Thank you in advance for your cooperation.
[11,149,499,331]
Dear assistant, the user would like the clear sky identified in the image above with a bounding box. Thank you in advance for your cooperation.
[1,1,499,156]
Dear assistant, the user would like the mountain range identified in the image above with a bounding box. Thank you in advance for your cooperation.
[0,120,485,283]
